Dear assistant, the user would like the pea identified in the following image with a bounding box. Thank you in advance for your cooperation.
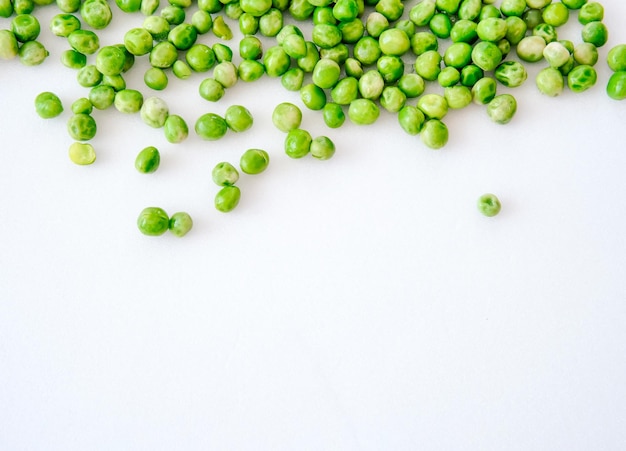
[143,16,170,41]
[450,19,478,44]
[285,128,312,158]
[397,105,425,135]
[135,146,160,173]
[533,23,558,44]
[460,64,484,87]
[168,23,197,50]
[420,119,448,149]
[415,50,442,81]
[607,44,626,72]
[606,71,626,101]
[309,136,335,160]
[297,41,320,72]
[212,15,233,40]
[536,67,565,97]
[12,14,40,42]
[410,31,438,56]
[567,64,597,93]
[149,41,178,68]
[543,41,571,68]
[429,12,452,39]
[0,30,19,60]
[472,41,502,71]
[438,66,461,87]
[543,2,569,27]
[516,36,547,63]
[80,0,112,29]
[476,18,507,42]
[214,42,233,62]
[378,28,410,56]
[215,186,241,213]
[578,2,604,25]
[581,21,608,48]
[505,16,527,45]
[272,102,302,132]
[239,60,265,82]
[417,93,448,120]
[409,0,436,27]
[67,113,97,140]
[71,98,93,115]
[212,162,239,186]
[50,14,81,38]
[68,142,96,165]
[168,212,193,237]
[35,92,63,119]
[444,42,472,69]
[161,5,186,26]
[444,85,472,110]
[239,12,259,35]
[259,8,283,37]
[18,40,48,65]
[140,96,169,128]
[494,61,527,88]
[192,10,213,34]
[89,85,116,110]
[472,77,497,105]
[263,45,290,77]
[300,83,327,110]
[144,67,168,91]
[137,207,170,236]
[281,67,304,91]
[224,105,253,132]
[322,103,346,128]
[380,86,406,113]
[477,193,501,217]
[195,112,228,140]
[95,45,126,76]
[213,61,238,88]
[348,98,380,125]
[500,0,526,17]
[124,28,153,56]
[61,49,86,69]
[398,73,425,98]
[163,115,188,143]
[487,94,517,124]
[240,148,270,174]
[199,78,225,102]
[457,0,481,21]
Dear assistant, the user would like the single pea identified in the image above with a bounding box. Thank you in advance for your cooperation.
[214,43,234,63]
[35,92,63,119]
[522,8,544,30]
[215,186,241,213]
[420,119,448,150]
[573,43,598,66]
[115,0,140,13]
[357,70,384,100]
[239,12,258,35]
[80,0,112,29]
[397,105,424,135]
[562,0,586,9]
[135,146,160,173]
[212,15,232,40]
[0,0,14,17]
[414,50,442,81]
[212,162,239,186]
[542,2,569,27]
[479,4,501,21]
[67,113,97,140]
[444,85,472,110]
[310,58,339,89]
[213,61,238,88]
[198,0,222,12]
[0,30,19,60]
[195,113,228,140]
[607,71,626,100]
[300,83,327,110]
[18,40,48,65]
[297,41,320,72]
[137,207,170,236]
[309,136,335,160]
[378,28,410,56]
[438,66,460,87]
[49,13,80,37]
[417,93,448,120]
[533,23,558,44]
[343,57,363,79]
[353,36,381,65]
[444,42,472,69]
[239,59,265,82]
[163,115,189,143]
[168,212,193,237]
[348,98,379,125]
[380,86,406,113]
[143,16,170,41]
[89,85,116,110]
[322,103,345,128]
[526,0,552,9]
[476,17,507,42]
[558,56,576,76]
[543,41,571,68]
[199,78,225,102]
[60,49,86,69]
[494,61,527,88]
[240,148,270,174]
[239,36,263,61]
[71,97,92,115]
[224,2,244,20]
[168,23,197,51]
[281,67,304,91]
[289,0,315,21]
[579,2,603,25]
[429,12,452,39]
[460,64,484,87]
[149,41,178,68]
[124,28,153,56]
[505,16,527,46]
[477,193,501,217]
[450,19,478,44]
[516,36,547,63]
[263,45,290,77]
[608,45,626,72]
[338,18,364,44]
[312,23,342,49]
[409,0,436,27]
[11,14,40,42]
[284,129,312,158]
[472,77,497,105]
[224,105,253,133]
[471,41,502,71]
[500,0,526,17]
[457,0,481,21]
[68,142,96,165]
[410,31,438,56]
[259,8,283,37]
[315,6,338,26]
[192,10,213,34]
[102,74,125,91]
[536,67,565,97]
[487,94,517,124]
[172,60,192,80]
[140,96,169,128]
[144,67,168,90]
[161,5,186,26]
[95,45,126,76]
[567,64,597,93]
[581,22,608,48]
[330,77,358,105]
[398,73,425,98]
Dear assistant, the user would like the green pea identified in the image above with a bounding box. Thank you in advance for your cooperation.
[168,23,197,50]
[429,13,452,39]
[161,5,186,26]
[533,23,558,44]
[444,85,472,109]
[471,41,502,71]
[186,44,216,72]
[487,94,517,124]
[239,36,263,60]
[494,61,527,88]
[195,112,228,140]
[163,114,189,143]
[471,77,497,104]
[11,14,39,42]
[215,186,241,213]
[562,0,587,8]
[460,64,484,87]
[353,36,381,65]
[285,128,312,158]
[143,16,170,41]
[450,19,477,44]
[543,41,571,68]
[68,142,96,165]
[95,46,126,77]
[300,83,327,110]
[263,45,290,77]
[212,15,233,40]
[607,71,626,101]
[476,18,507,42]
[443,42,472,69]
[0,0,13,17]
[140,0,159,16]
[141,96,169,128]
[192,10,213,34]
[101,73,125,91]
[115,0,140,13]
[88,85,114,110]
[137,207,169,236]
[409,0,436,27]
[59,49,85,69]
[417,93,448,120]
[67,113,97,140]
[199,78,225,102]
[224,105,253,132]
[35,92,63,119]
[479,4,501,21]
[309,136,335,160]
[240,148,270,174]
[225,2,244,20]
[110,88,141,113]
[80,0,112,30]
[166,212,193,237]
[358,70,384,100]
[272,102,302,132]
[366,12,389,38]
[71,98,93,115]
[578,2,603,25]
[607,44,626,72]
[330,77,358,105]
[281,67,304,91]
[505,16,527,46]
[144,67,168,90]
[397,105,424,135]
[397,73,425,98]
[437,66,459,87]
[380,86,406,113]
[50,14,81,37]
[239,13,258,35]
[212,162,239,186]
[567,64,597,93]
[415,50,442,81]
[212,43,233,63]
[149,41,178,68]
[259,8,283,37]
[522,8,544,30]
[238,59,265,82]
[535,67,564,97]
[213,61,238,88]
[135,146,160,173]
[500,0,526,17]
[123,28,152,57]
[378,28,410,56]
[0,30,19,60]
[477,193,501,217]
[322,103,345,128]
[395,20,416,39]
[343,57,363,79]
[581,21,608,48]
[338,18,364,44]
[558,56,576,76]
[198,0,222,12]
[420,119,448,149]
[312,58,341,89]
[289,0,315,20]
[348,98,379,125]
[312,23,342,50]
[17,40,47,65]
[457,0,481,21]
[542,2,569,27]
[516,36,546,63]
[314,6,337,25]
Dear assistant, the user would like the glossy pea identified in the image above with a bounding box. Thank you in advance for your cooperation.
[164,115,189,143]
[137,207,169,236]
[285,128,312,158]
[240,148,270,174]
[224,105,253,132]
[348,98,379,125]
[195,113,228,140]
[215,186,241,213]
[35,92,63,119]
[135,146,160,173]
[322,103,346,128]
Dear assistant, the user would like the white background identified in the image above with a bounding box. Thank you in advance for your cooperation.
[2,1,626,450]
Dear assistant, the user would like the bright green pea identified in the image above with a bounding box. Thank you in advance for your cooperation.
[186,44,216,72]
[11,14,40,42]
[343,57,363,79]
[476,17,507,42]
[516,36,547,63]
[212,43,233,63]
[115,0,140,13]
[240,148,270,174]
[417,93,448,120]
[479,4,501,21]
[263,45,290,77]
[494,61,527,88]
[330,77,358,105]
[239,12,258,35]
[533,23,558,44]
[378,28,410,56]
[444,85,472,109]
[505,16,527,46]
[0,0,13,17]
[162,115,188,143]
[281,67,304,91]
[224,2,244,20]
[471,77,497,104]
[297,41,320,72]
[112,88,142,114]
[358,70,384,100]
[168,23,197,51]
[526,0,552,7]
[415,50,442,81]
[409,0,436,27]
[607,44,626,72]
[50,14,80,37]
[198,0,221,12]
[0,30,19,60]
[194,112,227,140]
[312,23,342,49]
[376,0,403,21]
[71,97,92,115]
[321,43,349,66]
[238,59,265,82]
[80,0,112,30]
[380,86,406,113]
[500,0,526,17]
[558,56,576,76]
[285,128,312,158]
[35,92,63,119]
[69,142,96,165]
[68,29,99,55]
[141,96,169,128]
[88,85,115,110]
[199,77,225,101]
[212,162,239,186]
[567,64,597,92]
[149,41,178,68]
[224,105,253,133]
[192,10,213,34]
[137,207,169,236]
[457,0,481,21]
[420,119,448,149]
[312,58,341,89]
[398,73,425,98]
[212,15,233,40]
[60,49,86,69]
[397,105,424,135]
[67,113,97,140]
[562,0,587,8]
[171,60,191,80]
[366,12,389,38]
[95,46,126,76]
[289,0,315,21]
[579,2,603,25]
[477,193,501,217]
[460,64,483,87]
[215,186,241,213]
[280,33,307,59]
[435,0,460,15]
[101,74,125,91]
[135,146,160,173]
[161,5,186,26]
[322,103,345,128]
[300,83,327,110]
[239,36,263,60]
[143,16,170,41]
[144,67,168,90]
[487,94,517,124]
[471,41,502,71]
[259,8,283,37]
[444,42,472,69]
[353,36,381,65]
[124,28,153,56]
[450,19,477,44]
[310,136,335,160]
[542,2,569,27]
[348,98,379,125]
[437,66,460,87]
[168,212,193,237]
[338,18,364,44]
[240,0,272,16]
[314,6,337,26]
[535,67,564,97]
[607,71,626,100]
[429,13,452,39]
[272,102,302,132]
[581,21,608,48]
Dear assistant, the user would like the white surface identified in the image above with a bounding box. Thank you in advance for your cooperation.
[1,1,626,450]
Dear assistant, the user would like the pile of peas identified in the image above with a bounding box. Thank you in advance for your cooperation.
[3,0,626,231]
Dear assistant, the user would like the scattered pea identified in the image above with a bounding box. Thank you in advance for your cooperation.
[212,162,239,186]
[168,212,193,237]
[68,142,96,165]
[135,146,160,174]
[34,92,63,119]
[137,207,170,235]
[215,186,241,212]
[240,148,270,174]
[477,193,501,217]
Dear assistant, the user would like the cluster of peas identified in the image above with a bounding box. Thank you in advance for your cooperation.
[3,0,626,233]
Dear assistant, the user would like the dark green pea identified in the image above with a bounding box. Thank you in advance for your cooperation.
[68,29,99,54]
[581,21,608,48]
[348,98,379,125]
[562,0,587,8]
[522,8,544,30]
[35,92,63,119]
[238,59,265,82]
[240,148,270,174]
[567,64,597,93]
[322,103,345,128]
[195,113,228,140]
[164,114,189,143]
[429,13,452,39]
[71,97,92,115]
[420,119,448,149]
[169,212,193,237]
[50,14,81,37]
[137,207,169,236]
[460,64,483,87]
[161,5,186,25]
[377,55,404,84]
[450,19,478,43]
[67,113,97,140]
[607,71,626,101]
[300,83,327,110]
[60,49,86,69]
[285,128,312,158]
[212,162,239,186]
[199,77,225,101]
[397,105,424,135]
[471,76,497,104]
[215,186,241,213]
[477,194,501,217]
[135,146,160,174]
[471,41,502,71]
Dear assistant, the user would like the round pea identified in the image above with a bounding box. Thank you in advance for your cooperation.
[35,92,63,119]
[322,103,345,128]
[579,2,604,25]
[67,113,96,140]
[380,86,406,113]
[536,67,564,97]
[198,78,225,102]
[542,2,569,27]
[444,42,472,69]
[348,98,379,125]
[215,186,241,212]
[472,77,497,105]
[168,212,193,237]
[397,105,424,135]
[607,44,626,72]
[285,128,312,159]
[607,71,626,101]
[102,85,135,110]
[429,13,452,39]
[140,96,169,128]
[471,41,502,71]
[272,102,302,132]
[212,162,239,186]
[95,45,126,76]
[581,22,608,48]
[0,30,19,60]
[573,43,598,67]
[224,105,253,132]
[378,28,410,56]
[476,18,507,42]
[49,13,80,37]
[567,64,597,92]
[516,36,547,63]
[71,98,92,115]
[310,136,335,160]
[124,28,153,56]
[312,58,341,89]
[163,115,188,143]
[68,142,96,165]
[420,119,448,150]
[18,40,48,65]
[149,41,178,68]
[263,45,290,77]
[487,94,517,124]
[300,83,327,110]
[414,50,442,81]
[137,207,169,236]
[240,148,270,174]
[543,41,571,68]
[135,146,160,173]
[144,67,168,90]
[417,93,448,120]
[195,113,228,140]
[80,0,112,29]
[11,14,40,42]
[444,85,472,109]
[477,193,501,217]
[60,49,86,69]
[494,61,527,88]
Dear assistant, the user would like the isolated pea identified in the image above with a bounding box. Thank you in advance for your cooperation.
[192,10,213,34]
[567,64,597,92]
[322,103,345,129]
[607,71,626,100]
[18,40,48,65]
[141,96,169,128]
[308,136,334,160]
[607,44,626,72]
[68,142,96,165]
[397,73,425,98]
[272,102,302,132]
[494,61,527,88]
[348,98,379,125]
[487,94,517,124]
[71,97,92,114]
[516,36,547,63]
[163,115,189,143]
[137,207,169,236]
[195,113,228,140]
[67,113,97,140]
[240,148,270,174]
[582,22,608,48]
[420,119,448,149]
[397,105,424,135]
[578,2,603,25]
[224,105,253,132]
[536,67,564,97]
[477,193,501,217]
[471,41,502,71]
[135,146,160,173]
[59,49,85,69]
[35,92,63,119]
[215,186,241,213]
[167,212,193,237]
[471,77,497,104]
[212,162,239,186]
[144,67,168,90]
[300,83,327,110]
[50,13,80,37]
